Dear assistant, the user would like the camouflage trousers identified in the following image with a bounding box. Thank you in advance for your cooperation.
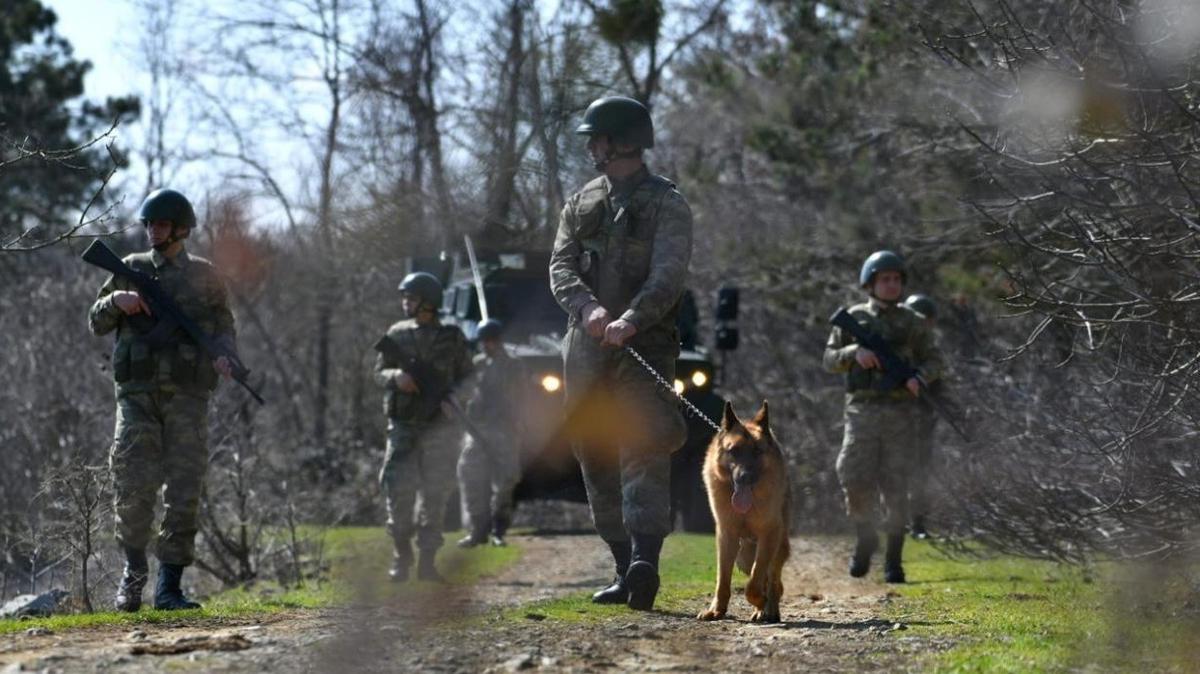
[379,418,460,558]
[456,431,520,537]
[109,390,210,566]
[564,327,687,542]
[835,397,917,535]
[908,405,938,520]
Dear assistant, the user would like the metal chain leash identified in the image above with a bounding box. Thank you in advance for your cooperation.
[624,346,722,433]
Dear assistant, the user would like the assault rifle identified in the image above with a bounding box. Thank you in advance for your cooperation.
[376,337,490,447]
[81,239,265,405]
[829,307,969,441]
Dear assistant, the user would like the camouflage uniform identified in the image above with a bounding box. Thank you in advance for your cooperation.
[908,381,940,523]
[823,299,942,535]
[549,165,692,542]
[456,348,527,540]
[88,247,235,566]
[374,320,473,566]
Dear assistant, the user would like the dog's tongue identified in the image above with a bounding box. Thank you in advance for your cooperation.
[731,485,753,515]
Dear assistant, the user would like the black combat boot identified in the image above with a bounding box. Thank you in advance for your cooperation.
[153,563,202,610]
[490,514,510,547]
[849,523,879,578]
[389,536,413,582]
[416,550,444,583]
[626,534,663,612]
[114,547,149,613]
[910,515,929,540]
[884,533,906,584]
[456,522,489,549]
[591,540,631,604]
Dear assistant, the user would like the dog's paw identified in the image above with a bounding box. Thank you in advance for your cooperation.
[696,607,726,621]
[760,610,781,624]
[749,609,764,623]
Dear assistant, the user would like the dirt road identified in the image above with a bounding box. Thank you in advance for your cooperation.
[0,535,950,673]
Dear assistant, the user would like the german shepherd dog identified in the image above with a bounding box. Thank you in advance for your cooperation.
[697,401,791,623]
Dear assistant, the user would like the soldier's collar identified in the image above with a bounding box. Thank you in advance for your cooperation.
[605,165,651,197]
[150,247,190,269]
[868,297,899,312]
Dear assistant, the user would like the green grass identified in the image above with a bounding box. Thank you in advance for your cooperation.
[509,533,716,624]
[890,540,1200,673]
[0,528,521,636]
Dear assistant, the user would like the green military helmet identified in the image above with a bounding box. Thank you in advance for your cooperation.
[904,293,937,319]
[859,250,906,288]
[398,272,444,310]
[575,96,654,149]
[476,318,504,341]
[138,188,197,230]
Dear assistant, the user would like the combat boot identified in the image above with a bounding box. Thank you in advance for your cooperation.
[626,534,663,612]
[910,515,929,540]
[153,563,201,611]
[849,523,879,578]
[591,540,631,604]
[883,533,906,584]
[114,547,149,613]
[490,515,510,547]
[416,550,444,583]
[389,536,413,582]
[456,524,488,549]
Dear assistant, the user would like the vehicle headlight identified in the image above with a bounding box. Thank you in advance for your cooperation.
[690,370,709,388]
[673,379,686,394]
[541,374,562,393]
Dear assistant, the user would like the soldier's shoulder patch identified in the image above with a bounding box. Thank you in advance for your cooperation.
[472,352,489,367]
[847,302,873,317]
[386,319,418,336]
[124,251,154,267]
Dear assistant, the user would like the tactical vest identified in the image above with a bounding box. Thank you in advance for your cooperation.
[375,322,468,421]
[572,173,682,338]
[844,303,922,396]
[110,253,221,394]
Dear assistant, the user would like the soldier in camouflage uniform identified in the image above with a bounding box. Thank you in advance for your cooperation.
[455,319,527,548]
[823,251,943,583]
[374,272,473,582]
[550,95,691,611]
[88,188,238,612]
[902,293,939,540]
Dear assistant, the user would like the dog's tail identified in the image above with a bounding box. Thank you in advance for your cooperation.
[736,538,756,575]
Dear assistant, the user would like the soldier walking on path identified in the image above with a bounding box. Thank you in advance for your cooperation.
[902,293,941,540]
[456,319,527,548]
[88,189,239,612]
[823,251,943,583]
[549,95,692,611]
[374,272,473,582]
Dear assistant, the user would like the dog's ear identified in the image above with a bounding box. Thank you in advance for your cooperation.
[752,400,769,432]
[721,400,741,431]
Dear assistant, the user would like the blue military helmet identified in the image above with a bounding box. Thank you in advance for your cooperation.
[476,319,504,341]
[138,188,196,230]
[904,293,937,319]
[859,250,906,288]
[398,272,443,310]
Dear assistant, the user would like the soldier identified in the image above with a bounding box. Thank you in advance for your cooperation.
[823,251,942,583]
[902,293,939,540]
[88,188,238,612]
[374,272,473,582]
[456,319,527,548]
[549,95,692,611]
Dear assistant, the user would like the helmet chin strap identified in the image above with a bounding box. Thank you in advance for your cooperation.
[151,224,189,252]
[592,138,641,171]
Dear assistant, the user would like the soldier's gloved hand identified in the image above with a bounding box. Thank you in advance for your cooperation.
[602,319,637,348]
[395,372,420,394]
[854,347,881,370]
[214,356,234,379]
[112,290,152,316]
[906,378,921,397]
[582,302,612,340]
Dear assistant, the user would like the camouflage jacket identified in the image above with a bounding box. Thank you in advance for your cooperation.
[549,165,693,349]
[823,298,944,403]
[88,246,236,397]
[465,348,527,429]
[374,319,473,422]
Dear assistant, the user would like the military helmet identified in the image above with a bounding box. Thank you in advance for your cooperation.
[904,293,937,319]
[398,272,444,310]
[859,250,906,288]
[138,189,197,230]
[476,319,504,341]
[575,96,654,149]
